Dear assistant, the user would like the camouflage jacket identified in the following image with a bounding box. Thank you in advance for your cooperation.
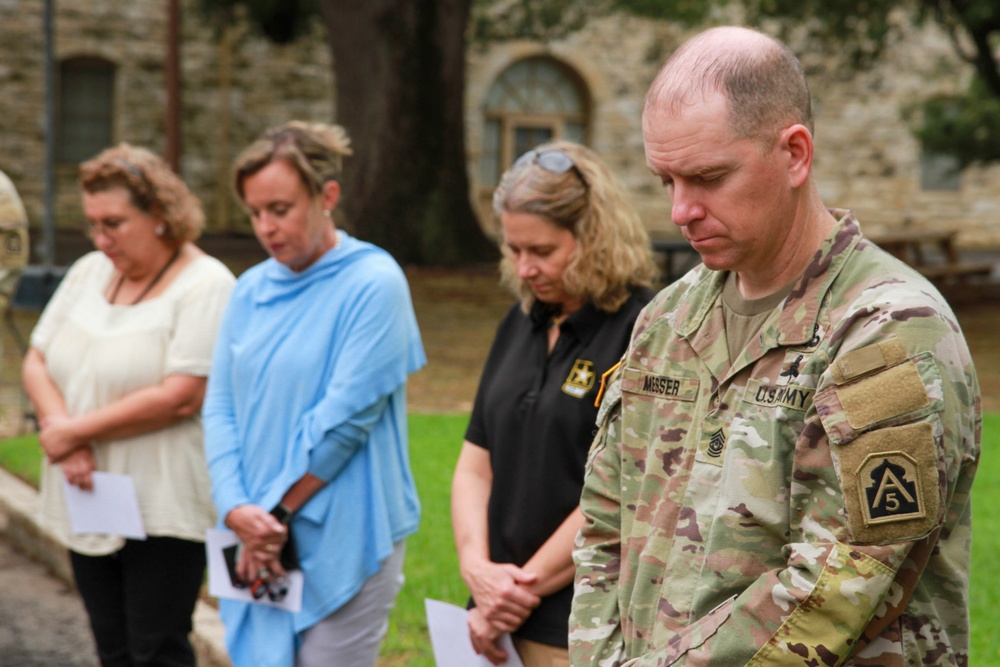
[570,211,981,666]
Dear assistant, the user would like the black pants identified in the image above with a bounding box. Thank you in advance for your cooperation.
[70,537,206,667]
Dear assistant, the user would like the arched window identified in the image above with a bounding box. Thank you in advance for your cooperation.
[480,57,589,188]
[58,57,115,165]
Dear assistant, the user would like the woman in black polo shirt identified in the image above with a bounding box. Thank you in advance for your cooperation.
[451,142,658,666]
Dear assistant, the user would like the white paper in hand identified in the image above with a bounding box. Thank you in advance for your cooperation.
[424,598,524,667]
[62,472,146,539]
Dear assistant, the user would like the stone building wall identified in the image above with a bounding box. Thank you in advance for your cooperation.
[0,0,52,232]
[181,14,333,233]
[465,12,1000,248]
[802,16,1000,247]
[2,1,998,261]
[465,13,687,235]
[0,0,333,260]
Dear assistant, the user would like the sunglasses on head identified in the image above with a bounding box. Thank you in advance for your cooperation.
[512,149,589,189]
[513,148,576,173]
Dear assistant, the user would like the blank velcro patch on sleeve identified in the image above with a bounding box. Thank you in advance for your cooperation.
[836,359,929,430]
[836,421,941,545]
[831,337,908,385]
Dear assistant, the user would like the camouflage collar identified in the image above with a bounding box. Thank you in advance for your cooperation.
[776,209,861,347]
[672,209,862,348]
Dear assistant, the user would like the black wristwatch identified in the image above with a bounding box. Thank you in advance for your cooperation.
[269,503,294,526]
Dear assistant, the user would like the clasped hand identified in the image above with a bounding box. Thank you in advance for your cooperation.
[38,415,95,490]
[463,559,541,665]
[39,414,82,463]
[225,504,289,582]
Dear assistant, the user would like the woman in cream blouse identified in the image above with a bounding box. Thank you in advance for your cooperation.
[22,143,234,667]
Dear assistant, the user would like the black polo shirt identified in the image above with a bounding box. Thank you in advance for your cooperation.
[465,287,654,647]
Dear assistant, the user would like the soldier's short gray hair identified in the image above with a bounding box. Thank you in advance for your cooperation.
[644,26,813,143]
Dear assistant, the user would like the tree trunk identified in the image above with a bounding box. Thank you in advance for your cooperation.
[320,0,496,265]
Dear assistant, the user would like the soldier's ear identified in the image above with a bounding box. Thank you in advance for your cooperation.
[779,124,813,189]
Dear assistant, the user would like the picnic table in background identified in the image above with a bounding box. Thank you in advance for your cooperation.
[869,229,994,284]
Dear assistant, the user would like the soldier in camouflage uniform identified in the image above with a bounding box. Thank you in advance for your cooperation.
[569,27,981,667]
[0,169,29,359]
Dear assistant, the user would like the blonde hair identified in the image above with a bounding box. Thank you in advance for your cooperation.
[79,143,204,245]
[493,141,656,313]
[232,121,353,201]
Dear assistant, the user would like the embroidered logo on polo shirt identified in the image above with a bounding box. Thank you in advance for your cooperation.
[562,359,596,398]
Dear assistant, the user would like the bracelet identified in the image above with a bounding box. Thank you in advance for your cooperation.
[269,502,294,526]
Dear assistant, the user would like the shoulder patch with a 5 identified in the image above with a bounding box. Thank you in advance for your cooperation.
[834,421,942,544]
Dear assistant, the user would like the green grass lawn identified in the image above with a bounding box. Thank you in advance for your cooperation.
[2,413,997,664]
[380,414,468,666]
[0,432,44,487]
[966,412,998,664]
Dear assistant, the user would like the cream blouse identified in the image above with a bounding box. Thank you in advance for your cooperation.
[31,250,235,555]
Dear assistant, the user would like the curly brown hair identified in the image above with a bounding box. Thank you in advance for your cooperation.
[493,141,656,313]
[79,143,204,245]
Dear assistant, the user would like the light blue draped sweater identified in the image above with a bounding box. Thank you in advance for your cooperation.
[203,232,425,666]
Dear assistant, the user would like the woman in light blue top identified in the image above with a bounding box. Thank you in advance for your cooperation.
[203,121,425,667]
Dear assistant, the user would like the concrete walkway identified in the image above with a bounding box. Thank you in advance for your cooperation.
[0,537,97,666]
[0,467,231,667]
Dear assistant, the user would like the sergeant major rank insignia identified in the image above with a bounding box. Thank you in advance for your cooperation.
[706,428,726,458]
[860,452,925,525]
[562,359,596,398]
[698,425,728,467]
